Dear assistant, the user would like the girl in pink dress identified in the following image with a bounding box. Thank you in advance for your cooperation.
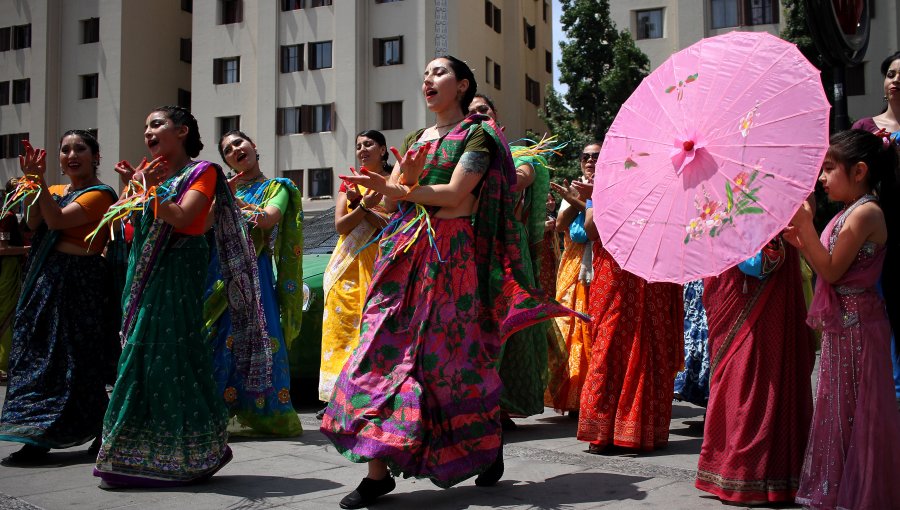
[784,129,900,510]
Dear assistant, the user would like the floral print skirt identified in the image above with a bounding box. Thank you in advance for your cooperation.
[320,217,503,488]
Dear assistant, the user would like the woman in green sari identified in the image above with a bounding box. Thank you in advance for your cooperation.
[94,106,269,488]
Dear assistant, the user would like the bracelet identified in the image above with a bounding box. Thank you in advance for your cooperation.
[402,183,419,198]
[358,201,368,212]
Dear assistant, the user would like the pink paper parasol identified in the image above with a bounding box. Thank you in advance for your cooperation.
[592,31,829,283]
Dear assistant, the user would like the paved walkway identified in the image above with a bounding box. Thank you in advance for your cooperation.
[0,399,794,510]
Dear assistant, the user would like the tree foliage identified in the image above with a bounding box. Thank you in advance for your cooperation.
[541,0,650,182]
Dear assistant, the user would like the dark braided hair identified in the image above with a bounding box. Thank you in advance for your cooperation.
[356,129,392,174]
[440,55,477,115]
[828,129,898,193]
[152,105,204,158]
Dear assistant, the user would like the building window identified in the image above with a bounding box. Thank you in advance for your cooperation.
[375,0,403,3]
[277,107,302,135]
[308,168,333,198]
[494,63,502,90]
[218,116,240,139]
[310,0,332,6]
[81,74,99,99]
[180,38,192,63]
[545,50,552,74]
[309,41,332,70]
[282,0,303,10]
[81,18,100,44]
[543,0,550,22]
[213,57,240,84]
[484,1,501,33]
[710,0,777,29]
[381,101,402,131]
[12,79,29,104]
[524,20,535,50]
[178,88,191,109]
[12,24,31,50]
[0,82,8,105]
[282,170,304,195]
[525,75,540,106]
[220,0,243,24]
[309,104,334,132]
[281,44,303,73]
[636,8,663,39]
[0,27,10,52]
[0,133,29,159]
[485,57,492,84]
[181,0,193,12]
[374,36,402,66]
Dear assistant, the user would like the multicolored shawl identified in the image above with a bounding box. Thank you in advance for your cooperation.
[204,178,304,351]
[407,114,584,339]
[18,184,116,308]
[123,161,272,392]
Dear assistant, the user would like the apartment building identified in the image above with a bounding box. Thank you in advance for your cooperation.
[190,0,552,202]
[610,0,900,123]
[0,0,192,186]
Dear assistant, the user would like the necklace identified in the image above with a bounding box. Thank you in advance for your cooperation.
[433,118,465,130]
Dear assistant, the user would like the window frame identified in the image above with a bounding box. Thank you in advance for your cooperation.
[374,36,403,67]
[12,24,31,50]
[635,8,664,40]
[0,82,9,105]
[281,0,303,10]
[213,57,241,84]
[281,44,304,73]
[277,107,303,135]
[81,18,100,44]
[380,101,403,131]
[309,41,333,70]
[220,0,243,25]
[0,27,10,52]
[217,115,240,140]
[307,167,333,198]
[81,74,99,99]
[180,38,192,63]
[11,78,30,104]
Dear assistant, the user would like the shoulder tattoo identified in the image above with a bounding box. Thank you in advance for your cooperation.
[460,151,490,175]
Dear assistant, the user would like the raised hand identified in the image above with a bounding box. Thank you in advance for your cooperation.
[550,180,580,204]
[390,142,432,186]
[18,140,47,178]
[570,180,594,201]
[115,160,137,183]
[133,156,169,187]
[362,189,383,209]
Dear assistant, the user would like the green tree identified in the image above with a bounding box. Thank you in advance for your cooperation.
[542,0,650,183]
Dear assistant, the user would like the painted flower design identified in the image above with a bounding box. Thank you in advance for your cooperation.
[665,73,699,101]
[224,387,237,403]
[623,143,650,169]
[255,395,266,409]
[270,336,280,353]
[278,388,291,404]
[293,245,302,257]
[226,336,234,350]
[740,103,760,137]
[284,279,297,293]
[683,169,766,244]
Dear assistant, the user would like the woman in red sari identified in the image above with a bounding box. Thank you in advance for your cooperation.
[695,238,816,504]
[577,201,684,452]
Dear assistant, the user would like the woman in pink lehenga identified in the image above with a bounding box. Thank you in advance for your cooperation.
[785,129,900,510]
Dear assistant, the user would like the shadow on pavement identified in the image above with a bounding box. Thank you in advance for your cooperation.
[397,472,650,509]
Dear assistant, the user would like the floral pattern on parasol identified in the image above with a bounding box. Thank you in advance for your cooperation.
[591,31,829,283]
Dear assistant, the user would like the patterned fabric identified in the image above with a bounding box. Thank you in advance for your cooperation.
[796,196,900,509]
[321,116,580,488]
[204,178,303,437]
[577,244,683,451]
[0,187,119,449]
[695,244,815,504]
[545,236,591,411]
[497,151,552,417]
[96,162,262,484]
[673,280,710,407]
[318,188,380,402]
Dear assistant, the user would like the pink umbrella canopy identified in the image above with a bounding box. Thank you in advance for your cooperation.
[592,31,830,283]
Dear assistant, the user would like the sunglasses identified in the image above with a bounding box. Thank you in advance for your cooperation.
[471,104,492,114]
[581,152,600,162]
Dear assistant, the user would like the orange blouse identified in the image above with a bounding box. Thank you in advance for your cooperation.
[47,185,115,251]
[173,166,217,235]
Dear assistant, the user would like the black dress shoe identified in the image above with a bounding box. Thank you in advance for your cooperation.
[315,407,328,420]
[339,476,396,509]
[474,444,504,487]
[87,437,101,456]
[1,444,50,465]
[500,416,518,431]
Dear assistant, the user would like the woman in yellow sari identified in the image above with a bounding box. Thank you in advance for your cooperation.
[317,130,391,415]
[544,143,598,414]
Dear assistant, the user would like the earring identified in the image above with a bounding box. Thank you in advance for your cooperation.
[884,95,889,102]
[256,153,260,161]
[92,161,99,169]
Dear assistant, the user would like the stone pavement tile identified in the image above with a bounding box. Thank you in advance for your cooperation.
[0,458,99,497]
[221,453,346,478]
[592,478,795,510]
